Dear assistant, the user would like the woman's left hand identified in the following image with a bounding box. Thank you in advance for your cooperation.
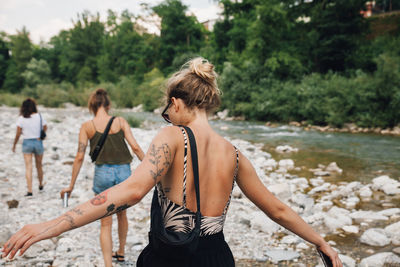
[317,242,343,267]
[2,220,60,260]
[11,145,16,153]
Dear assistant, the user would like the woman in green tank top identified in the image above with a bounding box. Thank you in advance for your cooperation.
[60,89,145,267]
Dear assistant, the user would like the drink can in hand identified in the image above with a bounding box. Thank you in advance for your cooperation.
[63,192,68,208]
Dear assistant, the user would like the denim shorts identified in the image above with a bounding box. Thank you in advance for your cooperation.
[93,164,132,194]
[22,139,44,155]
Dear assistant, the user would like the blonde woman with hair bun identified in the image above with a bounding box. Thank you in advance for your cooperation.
[3,59,342,267]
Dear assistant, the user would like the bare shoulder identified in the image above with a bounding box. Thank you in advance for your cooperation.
[81,120,95,136]
[156,126,183,143]
[81,120,93,130]
[214,132,237,152]
[117,116,128,125]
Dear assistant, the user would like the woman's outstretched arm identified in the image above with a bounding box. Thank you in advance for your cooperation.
[236,151,342,267]
[2,127,177,260]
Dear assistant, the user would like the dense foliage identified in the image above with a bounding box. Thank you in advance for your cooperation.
[0,0,399,128]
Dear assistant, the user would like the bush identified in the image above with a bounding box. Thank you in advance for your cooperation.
[0,93,26,107]
[112,111,143,128]
[219,57,400,128]
[135,68,166,111]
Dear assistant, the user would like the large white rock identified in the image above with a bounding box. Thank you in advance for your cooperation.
[372,175,400,195]
[343,196,360,209]
[308,182,331,195]
[326,162,343,174]
[278,159,295,170]
[342,225,359,234]
[280,235,301,245]
[359,252,400,267]
[291,193,314,215]
[339,254,356,267]
[250,211,280,235]
[275,145,298,153]
[264,249,300,263]
[358,185,373,198]
[264,158,278,169]
[360,228,391,246]
[385,221,400,245]
[324,206,352,231]
[290,178,309,191]
[349,211,388,222]
[378,208,400,217]
[267,183,291,200]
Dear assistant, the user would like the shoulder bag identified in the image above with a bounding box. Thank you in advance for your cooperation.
[90,116,115,162]
[148,125,201,259]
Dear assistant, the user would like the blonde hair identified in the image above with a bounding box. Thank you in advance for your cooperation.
[88,89,111,115]
[166,57,221,112]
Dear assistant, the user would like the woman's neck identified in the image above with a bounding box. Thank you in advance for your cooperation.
[184,109,212,131]
[94,107,109,118]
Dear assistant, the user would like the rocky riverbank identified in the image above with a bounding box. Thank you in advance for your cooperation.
[0,106,400,267]
[214,109,400,136]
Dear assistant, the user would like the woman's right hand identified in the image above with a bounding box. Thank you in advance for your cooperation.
[2,219,61,260]
[60,187,73,198]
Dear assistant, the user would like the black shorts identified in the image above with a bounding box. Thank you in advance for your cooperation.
[137,231,235,267]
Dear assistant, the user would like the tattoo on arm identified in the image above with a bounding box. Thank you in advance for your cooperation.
[71,208,84,215]
[90,190,109,206]
[148,143,171,184]
[35,212,77,238]
[62,214,76,230]
[78,142,87,153]
[100,203,131,219]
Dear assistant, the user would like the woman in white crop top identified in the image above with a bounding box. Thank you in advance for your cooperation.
[12,98,47,197]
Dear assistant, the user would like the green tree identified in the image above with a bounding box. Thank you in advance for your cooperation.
[153,0,206,73]
[308,0,368,72]
[21,58,51,87]
[58,11,104,83]
[3,27,33,92]
[0,33,10,89]
[98,10,156,82]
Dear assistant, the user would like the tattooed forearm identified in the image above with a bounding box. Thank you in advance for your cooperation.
[99,203,131,219]
[90,190,109,206]
[71,207,84,215]
[62,214,76,230]
[77,142,87,153]
[148,143,171,183]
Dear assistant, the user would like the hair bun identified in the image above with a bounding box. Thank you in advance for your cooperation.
[189,58,217,84]
[96,88,107,95]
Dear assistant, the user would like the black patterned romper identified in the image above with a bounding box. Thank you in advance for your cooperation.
[137,127,239,267]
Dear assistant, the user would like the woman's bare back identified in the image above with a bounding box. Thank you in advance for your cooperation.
[160,126,237,217]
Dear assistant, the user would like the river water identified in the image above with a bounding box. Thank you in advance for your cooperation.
[131,111,400,183]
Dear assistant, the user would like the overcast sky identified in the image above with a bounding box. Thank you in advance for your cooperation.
[0,0,222,44]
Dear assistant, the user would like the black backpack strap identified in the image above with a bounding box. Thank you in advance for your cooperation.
[91,116,116,162]
[181,126,200,216]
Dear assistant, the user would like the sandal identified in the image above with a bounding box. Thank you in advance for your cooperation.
[25,192,33,197]
[112,252,125,262]
[39,185,44,191]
